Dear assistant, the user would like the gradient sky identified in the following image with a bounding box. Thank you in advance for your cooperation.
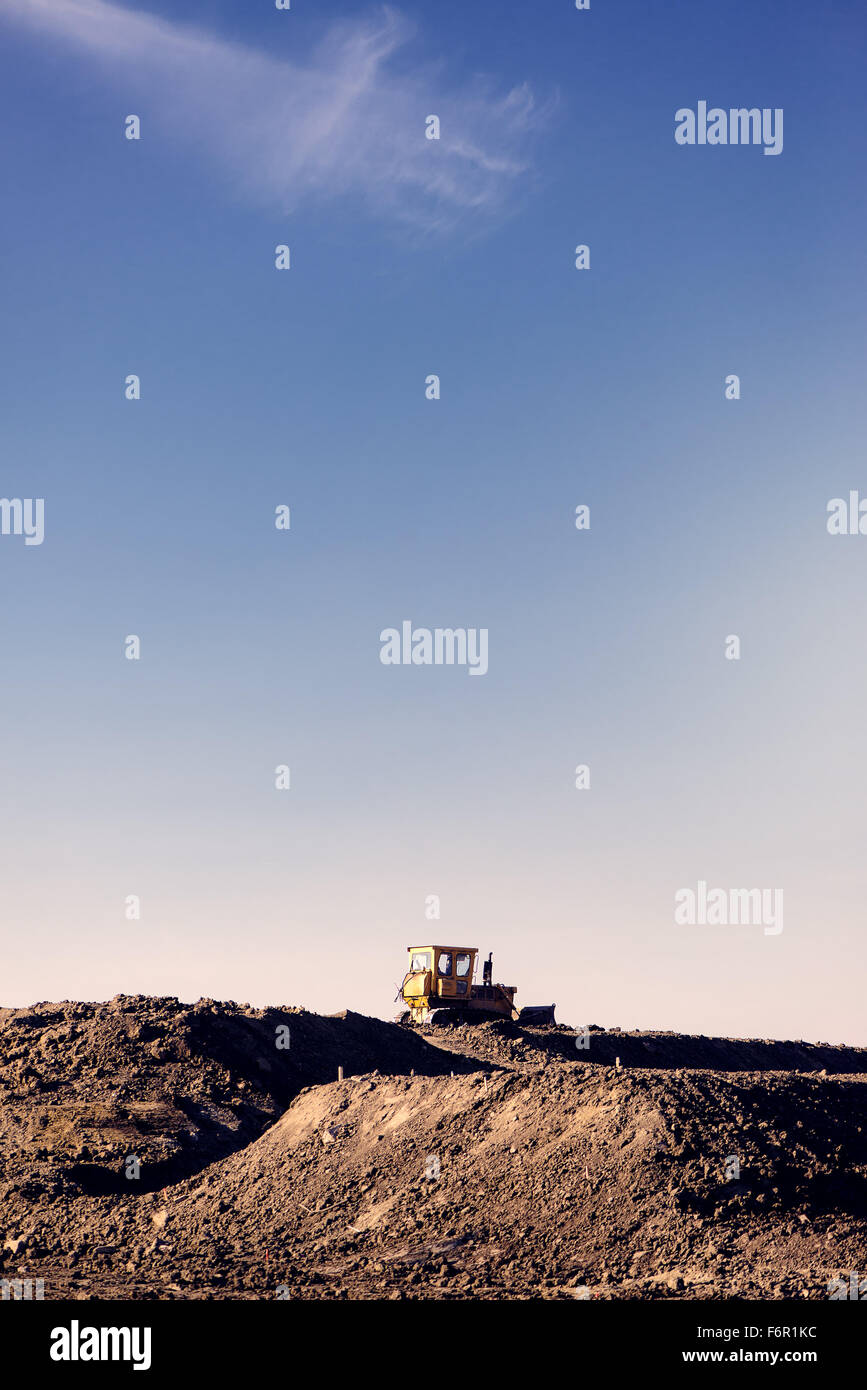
[0,0,865,1043]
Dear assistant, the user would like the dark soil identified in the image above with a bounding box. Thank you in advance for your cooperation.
[1,996,864,1300]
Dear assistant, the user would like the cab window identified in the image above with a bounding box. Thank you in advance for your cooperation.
[410,952,430,972]
[437,951,452,977]
[456,952,471,978]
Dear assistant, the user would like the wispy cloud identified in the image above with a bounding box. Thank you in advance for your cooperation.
[1,0,549,231]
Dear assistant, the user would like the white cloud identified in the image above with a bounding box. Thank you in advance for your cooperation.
[1,0,548,231]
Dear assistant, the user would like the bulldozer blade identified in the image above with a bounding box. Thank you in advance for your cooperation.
[518,1004,556,1026]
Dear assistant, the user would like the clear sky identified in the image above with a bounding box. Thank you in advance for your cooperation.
[0,0,865,1043]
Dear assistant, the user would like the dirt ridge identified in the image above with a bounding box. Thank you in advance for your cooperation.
[0,996,864,1300]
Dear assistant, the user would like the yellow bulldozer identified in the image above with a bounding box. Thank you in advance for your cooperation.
[395,944,555,1027]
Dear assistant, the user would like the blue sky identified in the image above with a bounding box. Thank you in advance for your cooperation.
[0,0,865,1041]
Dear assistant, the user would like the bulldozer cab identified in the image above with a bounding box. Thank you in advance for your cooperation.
[402,946,477,1007]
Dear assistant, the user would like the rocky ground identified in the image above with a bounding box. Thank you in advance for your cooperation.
[0,996,865,1300]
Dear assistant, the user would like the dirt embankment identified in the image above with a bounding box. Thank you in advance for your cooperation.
[1,997,865,1301]
[0,996,456,1196]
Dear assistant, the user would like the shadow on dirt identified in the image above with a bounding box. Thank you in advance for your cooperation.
[60,1010,488,1197]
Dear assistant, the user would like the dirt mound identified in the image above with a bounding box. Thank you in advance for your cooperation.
[427,1018,867,1074]
[1,998,864,1301]
[99,1064,863,1300]
[0,996,454,1200]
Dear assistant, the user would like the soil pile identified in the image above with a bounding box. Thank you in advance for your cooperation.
[1,1000,864,1300]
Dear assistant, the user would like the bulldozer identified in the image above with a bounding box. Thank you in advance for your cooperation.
[395,944,555,1027]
